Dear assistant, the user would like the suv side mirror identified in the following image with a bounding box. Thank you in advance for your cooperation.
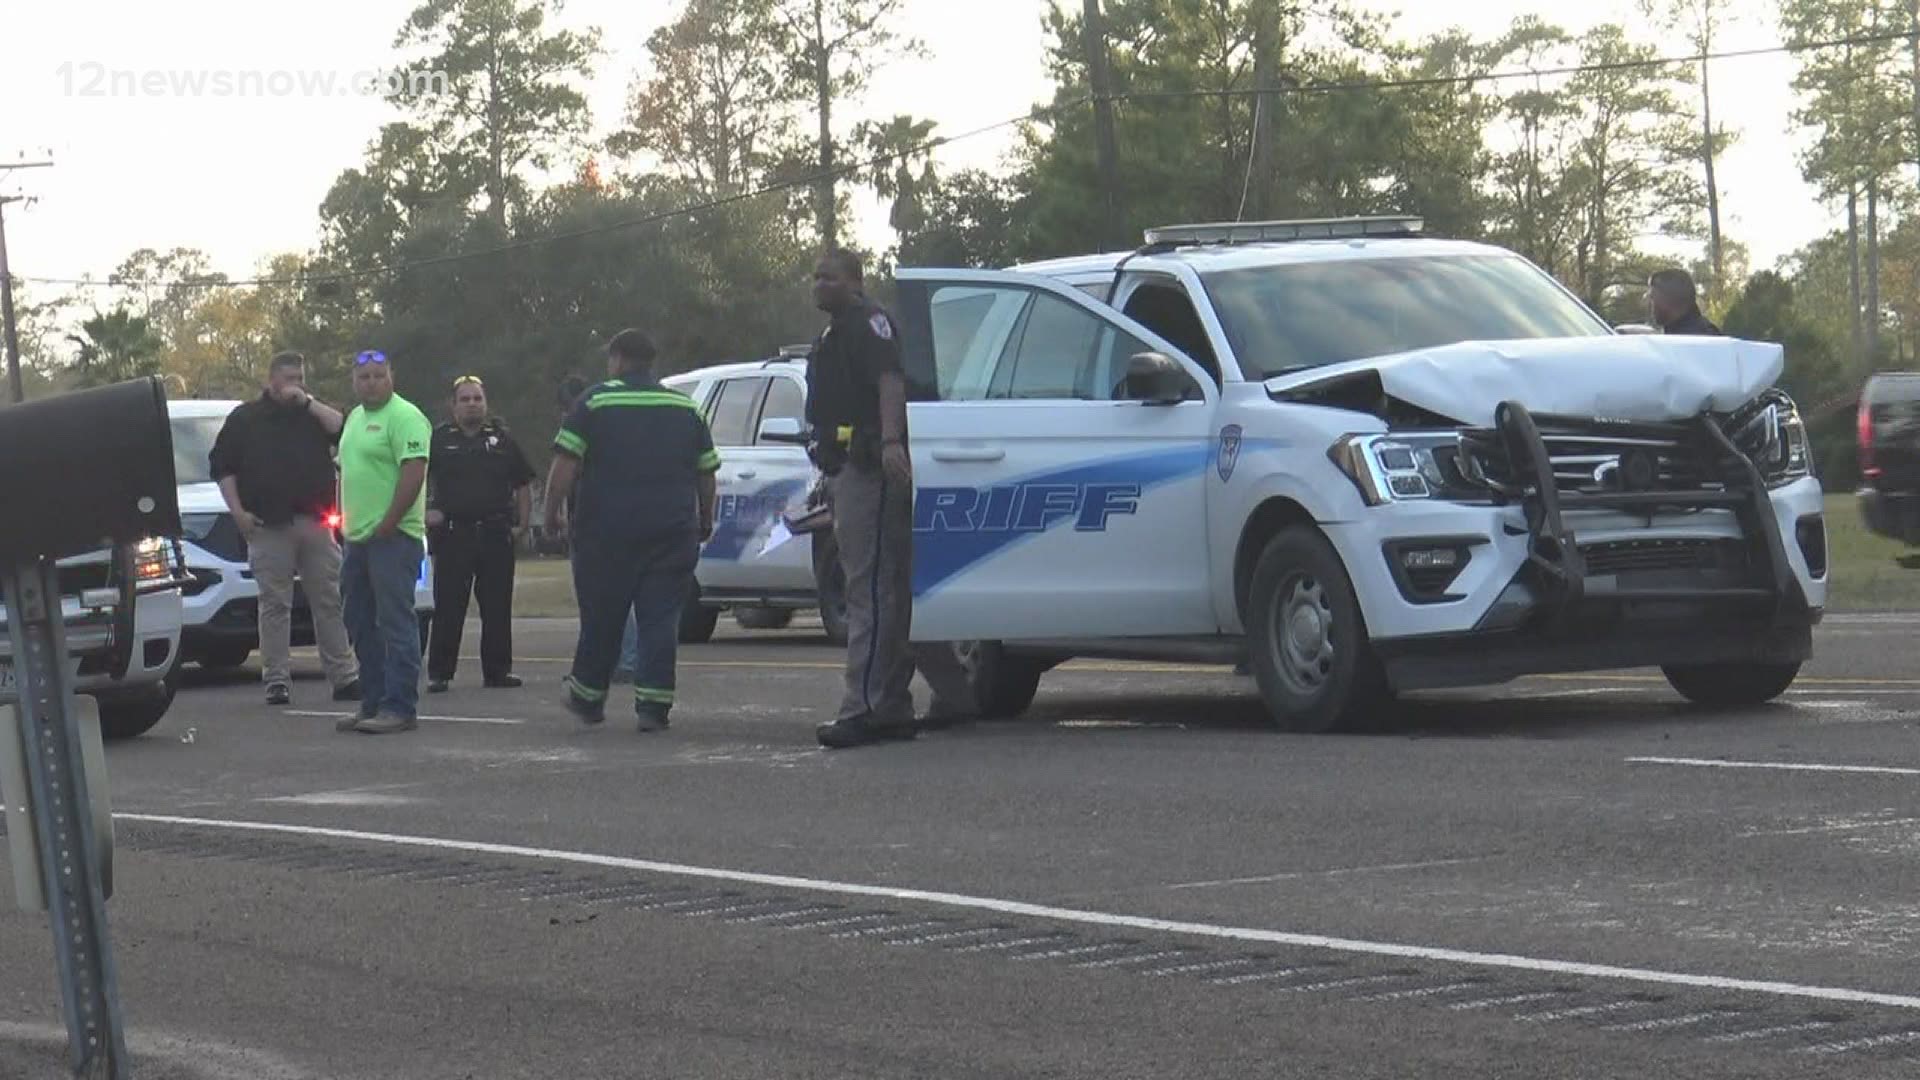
[1119,352,1195,406]
[758,416,807,444]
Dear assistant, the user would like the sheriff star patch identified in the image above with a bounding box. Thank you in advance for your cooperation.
[869,313,893,341]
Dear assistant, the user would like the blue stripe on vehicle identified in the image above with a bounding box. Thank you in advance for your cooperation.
[701,478,809,561]
[910,446,1209,598]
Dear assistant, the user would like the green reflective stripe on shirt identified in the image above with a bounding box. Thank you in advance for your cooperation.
[634,686,675,705]
[586,392,700,410]
[697,449,721,473]
[553,429,587,456]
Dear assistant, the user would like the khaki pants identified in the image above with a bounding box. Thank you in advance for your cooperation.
[249,516,358,689]
[830,462,974,725]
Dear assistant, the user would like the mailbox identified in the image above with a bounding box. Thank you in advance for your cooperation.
[0,377,181,562]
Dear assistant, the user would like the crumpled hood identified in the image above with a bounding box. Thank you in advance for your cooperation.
[1264,335,1786,427]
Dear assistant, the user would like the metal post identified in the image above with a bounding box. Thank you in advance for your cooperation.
[3,556,129,1078]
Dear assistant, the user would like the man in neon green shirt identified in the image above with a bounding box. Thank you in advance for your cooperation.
[337,349,434,734]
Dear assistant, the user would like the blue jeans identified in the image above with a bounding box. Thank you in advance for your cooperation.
[342,533,426,719]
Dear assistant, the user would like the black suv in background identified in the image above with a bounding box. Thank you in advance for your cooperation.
[1859,372,1920,545]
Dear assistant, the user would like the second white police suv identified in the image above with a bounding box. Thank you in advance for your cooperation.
[686,216,1829,732]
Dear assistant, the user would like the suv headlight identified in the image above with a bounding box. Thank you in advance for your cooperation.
[1731,396,1812,485]
[1329,433,1477,505]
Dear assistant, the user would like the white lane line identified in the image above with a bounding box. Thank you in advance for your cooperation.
[1168,857,1489,891]
[117,812,1920,1012]
[1705,1019,1840,1044]
[1628,757,1920,777]
[286,710,524,727]
[1800,1030,1920,1055]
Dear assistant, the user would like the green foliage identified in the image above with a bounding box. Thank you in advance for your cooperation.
[67,308,163,388]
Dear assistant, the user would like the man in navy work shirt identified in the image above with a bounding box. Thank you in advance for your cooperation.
[544,329,720,731]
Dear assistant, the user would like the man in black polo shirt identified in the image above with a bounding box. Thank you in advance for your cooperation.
[1648,268,1723,336]
[425,375,535,693]
[544,329,719,732]
[207,350,360,707]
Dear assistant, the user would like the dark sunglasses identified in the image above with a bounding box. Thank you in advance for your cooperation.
[355,350,389,366]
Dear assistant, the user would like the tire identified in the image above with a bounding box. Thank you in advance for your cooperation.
[735,607,795,631]
[1662,662,1802,707]
[954,641,1047,719]
[1245,525,1383,733]
[678,581,720,644]
[96,678,175,741]
[196,642,252,670]
[812,531,849,646]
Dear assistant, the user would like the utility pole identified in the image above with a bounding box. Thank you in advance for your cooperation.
[1246,0,1281,221]
[1082,0,1123,250]
[1,159,54,406]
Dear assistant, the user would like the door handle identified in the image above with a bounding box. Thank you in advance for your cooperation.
[736,469,758,480]
[930,447,1006,463]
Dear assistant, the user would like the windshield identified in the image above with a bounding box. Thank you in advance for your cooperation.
[1202,254,1611,379]
[171,415,228,486]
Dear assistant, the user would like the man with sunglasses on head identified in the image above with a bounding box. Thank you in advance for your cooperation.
[424,375,535,694]
[337,349,435,735]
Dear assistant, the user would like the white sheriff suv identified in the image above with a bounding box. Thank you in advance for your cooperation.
[896,217,1827,732]
[665,349,848,644]
[167,399,435,669]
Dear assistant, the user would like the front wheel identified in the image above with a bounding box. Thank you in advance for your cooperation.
[196,642,253,670]
[1662,662,1802,707]
[1245,526,1382,733]
[735,607,795,631]
[96,678,176,741]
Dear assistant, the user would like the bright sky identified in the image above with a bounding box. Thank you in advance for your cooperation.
[0,0,1832,296]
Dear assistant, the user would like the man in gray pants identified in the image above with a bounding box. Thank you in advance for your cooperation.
[804,248,977,750]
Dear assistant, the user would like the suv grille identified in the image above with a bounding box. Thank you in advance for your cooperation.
[1580,539,1746,576]
[1459,417,1726,499]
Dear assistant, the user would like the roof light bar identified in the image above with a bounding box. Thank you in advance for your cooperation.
[1142,216,1425,247]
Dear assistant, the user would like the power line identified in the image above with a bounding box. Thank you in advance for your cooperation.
[17,27,1914,293]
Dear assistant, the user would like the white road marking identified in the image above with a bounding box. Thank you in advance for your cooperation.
[1168,857,1489,891]
[1600,1009,1733,1032]
[1628,757,1920,777]
[286,710,524,727]
[1448,990,1566,1011]
[1353,980,1485,1003]
[1705,1019,1840,1043]
[1512,999,1644,1023]
[116,812,1920,1012]
[259,791,422,807]
[1800,1030,1920,1055]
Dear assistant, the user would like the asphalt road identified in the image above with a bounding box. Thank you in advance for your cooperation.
[8,613,1920,1078]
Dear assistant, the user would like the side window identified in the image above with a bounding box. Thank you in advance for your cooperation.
[756,377,805,444]
[925,286,1029,401]
[1121,281,1221,384]
[707,377,766,447]
[991,293,1105,400]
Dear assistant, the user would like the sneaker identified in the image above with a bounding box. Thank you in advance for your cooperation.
[332,679,363,702]
[354,711,418,735]
[265,683,291,707]
[484,674,523,690]
[427,679,451,694]
[635,710,670,734]
[338,703,378,732]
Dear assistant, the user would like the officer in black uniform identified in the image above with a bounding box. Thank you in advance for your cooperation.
[806,247,979,750]
[544,329,719,732]
[425,375,535,693]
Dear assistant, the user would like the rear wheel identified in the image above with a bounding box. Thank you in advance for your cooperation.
[1662,662,1802,707]
[955,641,1048,719]
[1246,526,1383,733]
[678,581,720,644]
[196,642,252,670]
[735,607,795,631]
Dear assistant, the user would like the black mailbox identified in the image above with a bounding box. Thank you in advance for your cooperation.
[0,377,181,563]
